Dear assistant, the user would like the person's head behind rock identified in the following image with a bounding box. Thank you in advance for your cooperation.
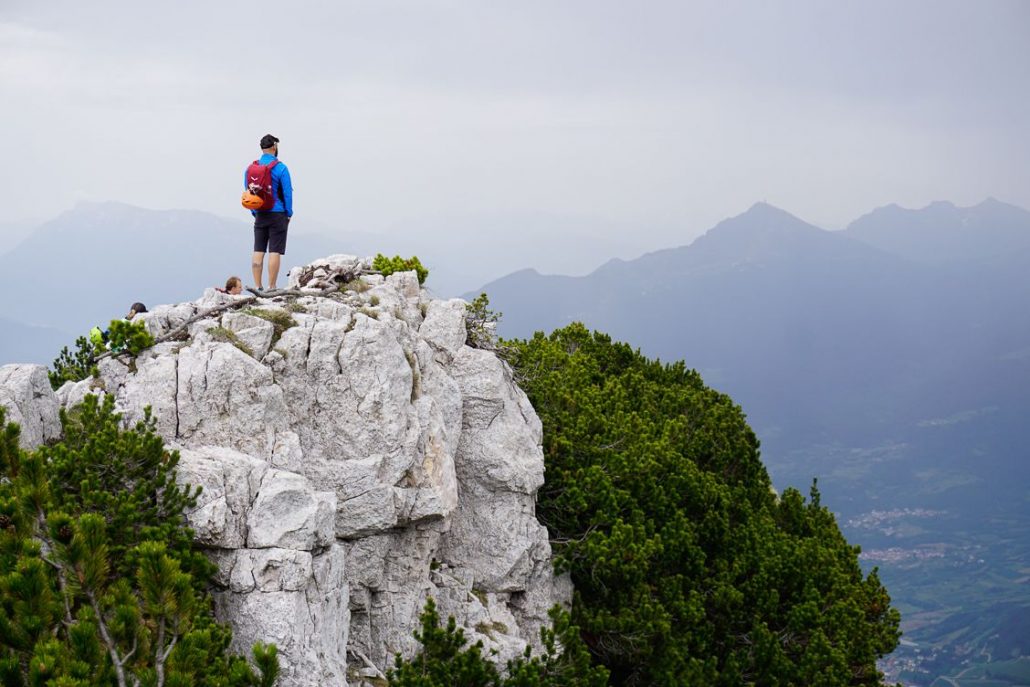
[126,302,148,320]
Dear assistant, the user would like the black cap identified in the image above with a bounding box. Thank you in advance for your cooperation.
[260,134,280,149]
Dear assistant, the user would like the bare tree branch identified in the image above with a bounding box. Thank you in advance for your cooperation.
[87,590,129,687]
[35,510,74,627]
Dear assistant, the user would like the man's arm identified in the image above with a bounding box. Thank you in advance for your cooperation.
[280,166,293,217]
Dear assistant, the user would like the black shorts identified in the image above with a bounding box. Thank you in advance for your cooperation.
[254,213,289,254]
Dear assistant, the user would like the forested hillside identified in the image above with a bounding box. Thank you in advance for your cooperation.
[506,324,901,686]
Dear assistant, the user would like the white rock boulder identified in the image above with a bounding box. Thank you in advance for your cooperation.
[0,364,61,448]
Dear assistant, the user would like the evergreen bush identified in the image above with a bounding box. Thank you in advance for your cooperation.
[0,395,278,686]
[48,336,102,390]
[107,319,155,356]
[465,294,502,350]
[49,320,155,390]
[505,323,901,686]
[372,254,429,285]
[387,598,607,687]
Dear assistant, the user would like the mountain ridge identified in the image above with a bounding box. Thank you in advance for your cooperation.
[470,196,1030,453]
[594,201,903,285]
[842,197,1030,263]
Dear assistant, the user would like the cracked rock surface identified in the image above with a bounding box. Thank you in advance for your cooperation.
[0,364,61,448]
[2,255,569,687]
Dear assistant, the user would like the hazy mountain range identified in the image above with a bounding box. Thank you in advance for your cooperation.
[473,198,1030,469]
[469,197,1030,684]
[844,198,1030,263]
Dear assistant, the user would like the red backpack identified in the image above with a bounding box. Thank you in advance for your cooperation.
[241,159,281,211]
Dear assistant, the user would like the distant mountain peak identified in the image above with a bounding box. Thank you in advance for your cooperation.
[844,197,1030,262]
[974,196,1021,211]
[655,201,888,270]
[70,199,144,214]
[61,200,166,225]
[598,256,627,269]
[707,202,823,240]
[743,201,794,218]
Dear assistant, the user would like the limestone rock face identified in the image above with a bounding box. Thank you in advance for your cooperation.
[179,446,347,686]
[0,364,61,448]
[2,256,569,687]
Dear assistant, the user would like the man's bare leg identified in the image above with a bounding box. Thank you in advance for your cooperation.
[252,251,265,289]
[268,253,282,290]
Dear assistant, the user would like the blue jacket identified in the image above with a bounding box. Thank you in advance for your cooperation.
[244,153,293,216]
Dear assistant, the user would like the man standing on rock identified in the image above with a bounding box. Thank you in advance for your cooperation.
[245,134,293,292]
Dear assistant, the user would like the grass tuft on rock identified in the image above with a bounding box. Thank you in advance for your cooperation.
[243,308,298,348]
[208,326,255,358]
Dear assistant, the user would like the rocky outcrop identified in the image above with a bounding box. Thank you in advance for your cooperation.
[0,364,61,448]
[1,255,568,687]
[178,446,347,685]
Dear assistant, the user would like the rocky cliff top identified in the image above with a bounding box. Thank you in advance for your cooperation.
[1,255,568,687]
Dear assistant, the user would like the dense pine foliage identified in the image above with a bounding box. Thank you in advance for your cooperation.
[0,395,278,687]
[388,599,608,687]
[372,254,429,285]
[48,336,101,390]
[49,320,155,390]
[505,323,901,686]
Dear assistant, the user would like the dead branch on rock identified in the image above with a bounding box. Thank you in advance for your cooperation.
[154,283,347,346]
[96,279,363,364]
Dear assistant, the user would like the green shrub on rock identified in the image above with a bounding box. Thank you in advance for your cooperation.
[49,335,102,390]
[373,254,429,285]
[0,395,278,687]
[107,318,155,356]
[387,598,607,687]
[49,320,155,390]
[465,293,503,350]
[505,323,901,686]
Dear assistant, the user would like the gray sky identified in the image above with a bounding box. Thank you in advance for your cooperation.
[2,0,1028,253]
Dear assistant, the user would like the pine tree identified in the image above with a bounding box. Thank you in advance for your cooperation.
[48,336,101,390]
[0,395,278,687]
[387,598,608,687]
[49,319,155,391]
[388,597,500,687]
[372,254,429,284]
[505,323,901,686]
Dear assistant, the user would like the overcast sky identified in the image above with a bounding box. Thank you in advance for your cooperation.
[2,0,1028,251]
